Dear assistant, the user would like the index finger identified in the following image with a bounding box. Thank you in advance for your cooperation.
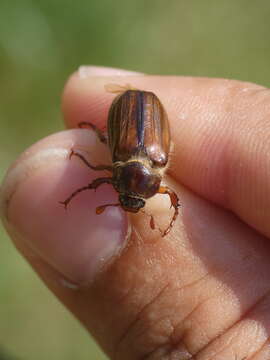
[62,69,270,239]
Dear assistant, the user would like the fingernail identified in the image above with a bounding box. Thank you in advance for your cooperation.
[78,65,144,78]
[0,131,129,285]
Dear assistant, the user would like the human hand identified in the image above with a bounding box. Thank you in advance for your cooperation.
[1,66,270,360]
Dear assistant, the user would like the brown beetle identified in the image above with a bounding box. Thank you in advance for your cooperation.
[60,88,179,236]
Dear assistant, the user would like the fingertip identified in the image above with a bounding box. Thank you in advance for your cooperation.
[77,65,144,78]
[62,72,109,130]
[1,130,129,285]
[62,65,145,129]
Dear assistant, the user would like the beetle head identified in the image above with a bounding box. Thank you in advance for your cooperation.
[119,194,145,213]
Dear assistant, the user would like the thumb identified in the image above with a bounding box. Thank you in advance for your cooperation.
[0,130,185,358]
[1,107,265,360]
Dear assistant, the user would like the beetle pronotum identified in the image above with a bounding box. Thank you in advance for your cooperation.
[60,88,180,237]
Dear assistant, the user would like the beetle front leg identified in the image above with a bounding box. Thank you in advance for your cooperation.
[141,209,156,230]
[60,177,113,209]
[78,121,107,144]
[158,185,180,237]
[69,149,113,172]
[96,203,121,214]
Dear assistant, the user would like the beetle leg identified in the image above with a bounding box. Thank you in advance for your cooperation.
[60,177,113,209]
[158,185,180,237]
[141,209,155,230]
[96,203,120,214]
[78,121,107,144]
[69,149,113,172]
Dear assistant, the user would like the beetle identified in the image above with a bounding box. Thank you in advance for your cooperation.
[60,88,180,237]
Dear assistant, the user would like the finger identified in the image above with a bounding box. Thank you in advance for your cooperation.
[78,65,144,77]
[0,129,128,284]
[1,131,270,359]
[62,69,270,239]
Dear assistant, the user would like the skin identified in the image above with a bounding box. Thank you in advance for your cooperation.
[1,66,270,359]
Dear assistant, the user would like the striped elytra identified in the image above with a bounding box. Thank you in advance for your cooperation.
[108,90,170,167]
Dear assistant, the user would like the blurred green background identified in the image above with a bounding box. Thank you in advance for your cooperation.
[0,0,270,359]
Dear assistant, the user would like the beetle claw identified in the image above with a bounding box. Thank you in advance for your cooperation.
[59,200,68,210]
[69,149,75,160]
